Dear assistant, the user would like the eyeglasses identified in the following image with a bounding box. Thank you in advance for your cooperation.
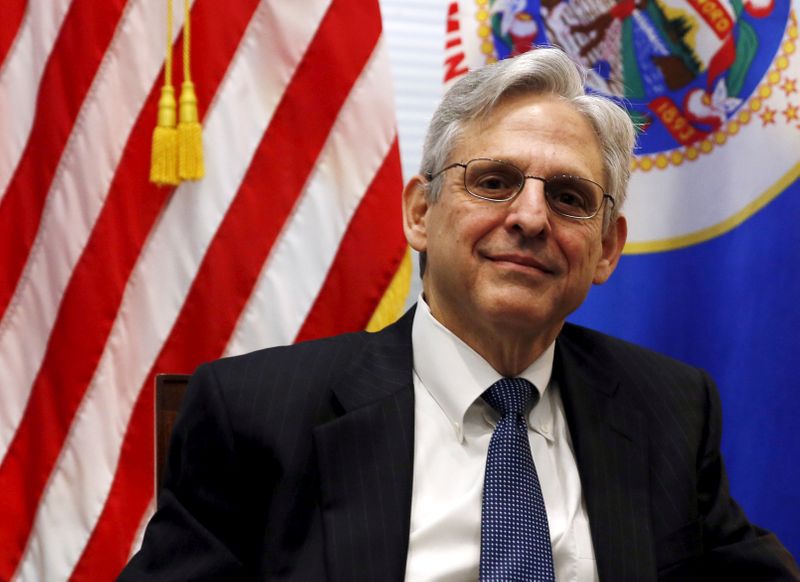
[426,158,614,220]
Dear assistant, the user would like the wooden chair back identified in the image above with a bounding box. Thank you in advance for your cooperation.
[155,374,190,498]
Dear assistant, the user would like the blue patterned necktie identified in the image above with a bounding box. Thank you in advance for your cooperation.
[480,377,556,581]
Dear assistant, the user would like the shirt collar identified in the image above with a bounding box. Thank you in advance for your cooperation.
[411,295,555,441]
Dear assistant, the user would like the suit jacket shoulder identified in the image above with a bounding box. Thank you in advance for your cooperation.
[556,321,799,581]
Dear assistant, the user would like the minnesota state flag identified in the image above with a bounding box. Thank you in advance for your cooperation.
[447,0,800,557]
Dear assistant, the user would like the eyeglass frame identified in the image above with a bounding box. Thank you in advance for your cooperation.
[425,157,615,220]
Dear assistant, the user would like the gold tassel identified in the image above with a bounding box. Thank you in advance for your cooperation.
[150,85,179,185]
[178,80,204,180]
[150,0,179,186]
[177,0,204,180]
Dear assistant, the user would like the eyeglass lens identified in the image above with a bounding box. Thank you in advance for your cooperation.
[464,159,603,218]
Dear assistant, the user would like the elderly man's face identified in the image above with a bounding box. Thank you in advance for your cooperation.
[403,93,626,347]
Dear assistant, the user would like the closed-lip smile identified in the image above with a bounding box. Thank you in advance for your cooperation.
[484,252,555,274]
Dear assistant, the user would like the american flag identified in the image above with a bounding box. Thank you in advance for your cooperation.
[0,0,408,579]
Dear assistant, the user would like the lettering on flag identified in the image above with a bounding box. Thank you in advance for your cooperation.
[649,96,708,144]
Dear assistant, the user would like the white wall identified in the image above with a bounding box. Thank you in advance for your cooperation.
[379,0,449,303]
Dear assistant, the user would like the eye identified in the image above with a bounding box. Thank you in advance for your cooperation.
[545,176,597,216]
[550,187,588,209]
[467,162,522,199]
[475,173,514,191]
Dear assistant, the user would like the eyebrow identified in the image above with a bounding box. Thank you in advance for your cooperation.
[474,155,600,181]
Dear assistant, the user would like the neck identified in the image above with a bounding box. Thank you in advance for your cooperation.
[424,298,561,376]
[464,324,561,377]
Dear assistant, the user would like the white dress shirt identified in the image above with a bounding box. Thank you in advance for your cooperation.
[405,298,598,581]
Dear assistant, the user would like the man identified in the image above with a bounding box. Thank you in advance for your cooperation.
[120,47,799,581]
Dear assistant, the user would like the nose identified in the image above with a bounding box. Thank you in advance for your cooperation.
[504,177,551,238]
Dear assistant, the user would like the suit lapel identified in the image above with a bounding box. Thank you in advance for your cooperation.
[556,326,657,581]
[313,309,416,582]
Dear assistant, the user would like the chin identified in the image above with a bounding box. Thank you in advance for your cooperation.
[482,287,569,330]
[485,300,548,329]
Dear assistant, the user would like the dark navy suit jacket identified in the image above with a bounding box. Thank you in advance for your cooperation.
[119,307,799,581]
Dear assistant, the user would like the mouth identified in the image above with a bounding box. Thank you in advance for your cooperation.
[483,252,556,275]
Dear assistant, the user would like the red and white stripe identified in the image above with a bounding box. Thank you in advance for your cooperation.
[0,0,407,579]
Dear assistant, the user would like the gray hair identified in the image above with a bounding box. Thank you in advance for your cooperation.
[420,47,636,228]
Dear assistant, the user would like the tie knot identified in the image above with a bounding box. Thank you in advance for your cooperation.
[483,377,537,416]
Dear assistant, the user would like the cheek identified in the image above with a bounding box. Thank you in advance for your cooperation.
[558,230,603,274]
[445,211,490,252]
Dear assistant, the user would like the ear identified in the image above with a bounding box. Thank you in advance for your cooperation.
[593,214,627,284]
[402,175,431,253]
